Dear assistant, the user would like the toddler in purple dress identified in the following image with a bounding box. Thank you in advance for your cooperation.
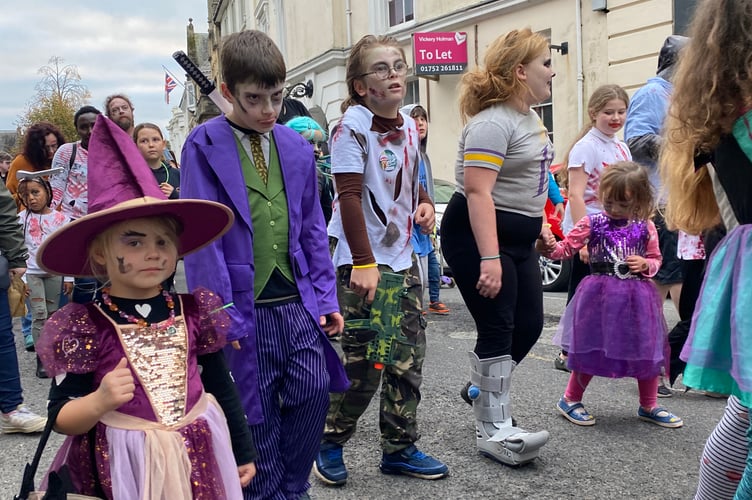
[537,161,683,429]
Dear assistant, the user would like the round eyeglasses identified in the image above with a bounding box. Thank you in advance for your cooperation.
[359,61,409,79]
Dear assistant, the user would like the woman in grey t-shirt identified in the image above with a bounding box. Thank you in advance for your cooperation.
[440,28,555,467]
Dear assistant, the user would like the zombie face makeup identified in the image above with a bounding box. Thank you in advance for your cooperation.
[354,45,407,118]
[223,81,285,133]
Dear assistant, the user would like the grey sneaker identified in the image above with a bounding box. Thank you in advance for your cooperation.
[554,355,570,373]
[0,405,47,434]
[657,385,673,398]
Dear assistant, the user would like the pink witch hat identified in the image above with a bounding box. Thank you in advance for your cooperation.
[38,115,233,277]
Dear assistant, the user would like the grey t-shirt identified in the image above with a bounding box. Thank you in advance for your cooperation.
[454,103,553,218]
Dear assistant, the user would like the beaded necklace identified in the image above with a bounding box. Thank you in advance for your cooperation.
[101,287,175,328]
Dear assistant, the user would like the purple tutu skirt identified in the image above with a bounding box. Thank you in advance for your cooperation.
[553,274,668,378]
[42,400,242,499]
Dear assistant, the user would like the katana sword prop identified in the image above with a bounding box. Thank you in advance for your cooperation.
[172,50,233,115]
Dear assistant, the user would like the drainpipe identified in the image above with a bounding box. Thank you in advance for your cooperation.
[345,0,353,47]
[575,0,584,128]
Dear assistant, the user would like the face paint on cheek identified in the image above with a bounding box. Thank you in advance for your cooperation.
[116,256,132,274]
[236,99,248,114]
[368,87,387,99]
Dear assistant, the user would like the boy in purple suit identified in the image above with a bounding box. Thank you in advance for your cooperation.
[180,30,349,500]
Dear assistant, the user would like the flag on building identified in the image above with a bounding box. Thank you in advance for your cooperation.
[164,72,177,104]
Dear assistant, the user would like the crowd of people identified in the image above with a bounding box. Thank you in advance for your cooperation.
[0,0,750,497]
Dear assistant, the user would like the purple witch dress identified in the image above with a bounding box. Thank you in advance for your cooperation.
[36,288,243,499]
[551,213,668,378]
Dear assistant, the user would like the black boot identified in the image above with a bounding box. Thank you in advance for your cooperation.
[36,356,49,379]
[460,381,473,405]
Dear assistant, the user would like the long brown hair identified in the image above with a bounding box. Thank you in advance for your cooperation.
[661,0,752,233]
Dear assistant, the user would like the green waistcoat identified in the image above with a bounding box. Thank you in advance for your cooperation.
[235,134,295,298]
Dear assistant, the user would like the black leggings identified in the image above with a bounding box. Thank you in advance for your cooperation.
[440,193,544,362]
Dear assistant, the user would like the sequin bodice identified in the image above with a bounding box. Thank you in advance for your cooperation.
[118,318,188,426]
[587,213,648,264]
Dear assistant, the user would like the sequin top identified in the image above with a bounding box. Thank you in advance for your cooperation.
[37,287,230,423]
[547,212,662,277]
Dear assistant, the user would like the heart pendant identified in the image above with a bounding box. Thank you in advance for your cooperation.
[135,304,152,318]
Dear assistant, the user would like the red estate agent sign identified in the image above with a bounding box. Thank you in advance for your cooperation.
[412,31,468,76]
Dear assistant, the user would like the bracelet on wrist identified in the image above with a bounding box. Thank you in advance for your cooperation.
[479,254,501,261]
[352,263,378,269]
[543,223,552,228]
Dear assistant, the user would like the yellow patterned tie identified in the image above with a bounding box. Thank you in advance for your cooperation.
[249,134,268,184]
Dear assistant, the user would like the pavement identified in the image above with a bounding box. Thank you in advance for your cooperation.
[0,272,727,499]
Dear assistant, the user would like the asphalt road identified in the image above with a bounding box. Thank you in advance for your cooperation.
[1,273,726,499]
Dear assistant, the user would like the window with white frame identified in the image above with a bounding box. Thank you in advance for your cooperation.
[388,0,414,27]
[533,98,554,144]
[403,79,419,106]
[532,29,554,143]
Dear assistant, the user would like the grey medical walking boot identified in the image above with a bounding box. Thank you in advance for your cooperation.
[467,352,549,466]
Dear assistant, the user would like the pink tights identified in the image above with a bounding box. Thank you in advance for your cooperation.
[564,371,659,410]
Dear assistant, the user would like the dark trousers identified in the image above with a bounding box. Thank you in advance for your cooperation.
[72,277,99,304]
[566,254,590,304]
[0,287,22,413]
[667,258,705,384]
[440,193,543,362]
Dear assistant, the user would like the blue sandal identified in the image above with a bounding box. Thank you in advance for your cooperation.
[557,397,595,426]
[638,407,683,428]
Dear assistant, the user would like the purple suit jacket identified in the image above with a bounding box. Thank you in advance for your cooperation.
[181,116,349,424]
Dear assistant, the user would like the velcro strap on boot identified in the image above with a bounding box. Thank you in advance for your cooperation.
[469,371,504,392]
[473,401,511,422]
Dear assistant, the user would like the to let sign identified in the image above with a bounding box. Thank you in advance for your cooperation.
[412,32,468,76]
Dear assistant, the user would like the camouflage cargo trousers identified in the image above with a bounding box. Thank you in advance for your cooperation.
[323,259,427,454]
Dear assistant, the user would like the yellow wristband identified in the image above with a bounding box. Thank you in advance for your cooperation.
[543,223,552,228]
[352,263,378,269]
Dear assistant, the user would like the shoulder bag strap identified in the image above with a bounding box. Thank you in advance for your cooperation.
[14,404,62,499]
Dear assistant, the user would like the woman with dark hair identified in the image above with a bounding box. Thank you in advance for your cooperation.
[6,122,65,209]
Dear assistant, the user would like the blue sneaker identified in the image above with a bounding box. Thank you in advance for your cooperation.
[313,442,347,486]
[380,445,449,479]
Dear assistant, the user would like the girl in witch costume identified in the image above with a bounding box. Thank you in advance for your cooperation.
[35,115,256,499]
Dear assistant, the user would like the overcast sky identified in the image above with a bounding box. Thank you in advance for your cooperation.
[0,0,208,136]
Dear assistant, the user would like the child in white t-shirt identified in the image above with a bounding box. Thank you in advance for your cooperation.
[17,174,71,377]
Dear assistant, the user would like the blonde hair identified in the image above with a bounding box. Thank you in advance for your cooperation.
[87,216,182,282]
[561,84,629,175]
[341,35,406,113]
[457,28,549,123]
[661,0,752,233]
[598,161,655,221]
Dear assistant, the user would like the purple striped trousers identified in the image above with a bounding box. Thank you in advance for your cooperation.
[243,300,331,500]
